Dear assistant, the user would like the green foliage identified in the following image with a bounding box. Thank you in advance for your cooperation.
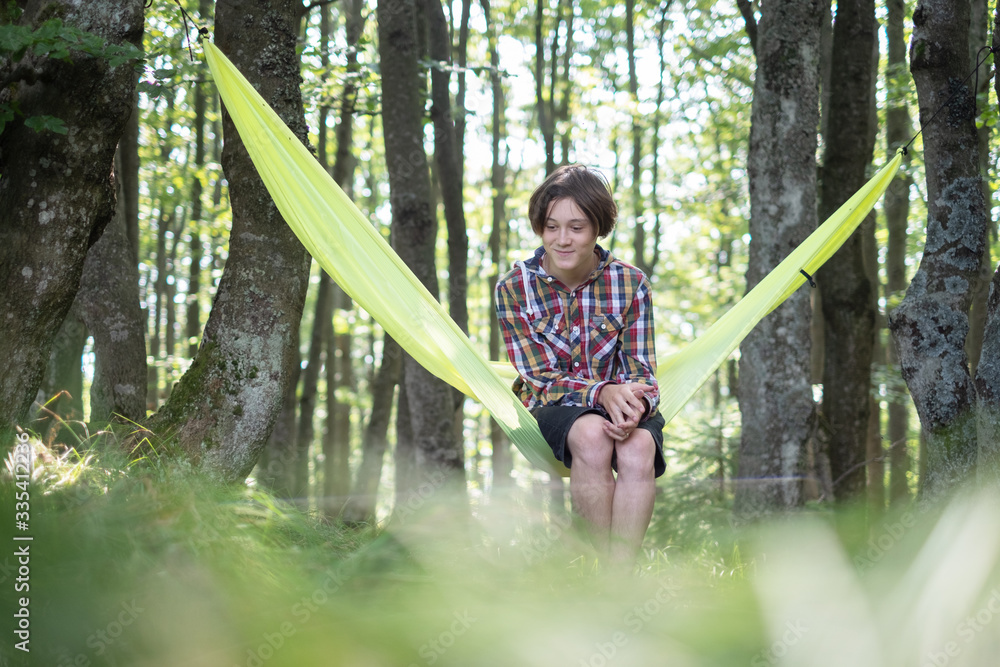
[7,437,1000,666]
[0,16,144,134]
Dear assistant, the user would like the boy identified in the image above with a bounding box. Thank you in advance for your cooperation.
[496,164,665,566]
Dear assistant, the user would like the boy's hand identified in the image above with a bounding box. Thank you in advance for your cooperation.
[596,383,656,439]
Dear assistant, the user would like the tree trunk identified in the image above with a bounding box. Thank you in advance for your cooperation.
[965,0,992,377]
[734,0,824,519]
[146,0,312,482]
[455,0,471,179]
[427,0,469,338]
[324,283,354,514]
[482,0,511,486]
[258,363,300,498]
[973,7,1000,485]
[186,58,207,360]
[534,0,555,174]
[816,0,877,504]
[627,0,649,275]
[343,334,401,523]
[378,0,463,503]
[0,0,145,444]
[885,0,913,505]
[36,305,87,446]
[889,0,986,499]
[642,3,666,276]
[289,3,338,503]
[76,168,147,425]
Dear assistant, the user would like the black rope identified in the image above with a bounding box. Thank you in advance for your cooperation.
[901,44,996,155]
[172,0,209,62]
[800,45,997,291]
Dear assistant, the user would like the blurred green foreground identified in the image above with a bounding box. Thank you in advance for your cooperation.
[3,437,1000,667]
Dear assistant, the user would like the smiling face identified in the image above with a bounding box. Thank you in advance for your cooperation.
[541,197,599,289]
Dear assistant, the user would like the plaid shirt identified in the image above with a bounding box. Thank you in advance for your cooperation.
[495,245,659,415]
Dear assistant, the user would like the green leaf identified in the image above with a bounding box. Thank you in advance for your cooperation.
[0,23,31,54]
[24,115,68,135]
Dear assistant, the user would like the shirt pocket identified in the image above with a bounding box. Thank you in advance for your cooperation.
[588,312,625,367]
[531,314,571,358]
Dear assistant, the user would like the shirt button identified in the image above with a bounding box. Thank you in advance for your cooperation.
[572,326,579,334]
[546,277,553,282]
[600,324,607,330]
[574,362,580,367]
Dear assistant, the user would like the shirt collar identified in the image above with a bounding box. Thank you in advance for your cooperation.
[528,244,613,282]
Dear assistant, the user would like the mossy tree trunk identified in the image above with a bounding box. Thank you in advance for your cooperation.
[0,0,145,445]
[889,0,987,499]
[734,0,824,519]
[146,0,311,482]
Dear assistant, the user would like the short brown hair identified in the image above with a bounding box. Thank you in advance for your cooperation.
[528,164,618,238]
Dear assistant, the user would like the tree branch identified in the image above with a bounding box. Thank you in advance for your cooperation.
[737,0,758,55]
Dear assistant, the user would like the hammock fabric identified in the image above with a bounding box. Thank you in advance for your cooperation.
[203,42,902,478]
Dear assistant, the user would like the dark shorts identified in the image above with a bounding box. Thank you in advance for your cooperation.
[532,405,667,478]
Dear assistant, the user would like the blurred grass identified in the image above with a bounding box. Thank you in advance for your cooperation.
[3,436,1000,667]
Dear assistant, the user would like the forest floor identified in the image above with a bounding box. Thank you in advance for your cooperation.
[3,437,1000,667]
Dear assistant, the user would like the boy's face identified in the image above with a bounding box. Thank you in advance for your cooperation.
[541,197,598,283]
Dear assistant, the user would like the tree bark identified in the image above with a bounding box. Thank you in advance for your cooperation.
[76,168,147,425]
[627,0,649,275]
[816,0,877,504]
[973,6,1000,485]
[889,0,987,499]
[427,0,469,338]
[285,2,338,503]
[734,0,824,519]
[378,0,463,503]
[145,0,312,482]
[0,0,145,444]
[534,0,555,174]
[482,0,511,486]
[343,335,401,522]
[186,55,207,360]
[965,0,992,378]
[324,284,354,514]
[36,305,87,446]
[885,0,913,505]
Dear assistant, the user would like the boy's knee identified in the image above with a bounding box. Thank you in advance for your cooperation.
[567,415,613,468]
[615,432,655,478]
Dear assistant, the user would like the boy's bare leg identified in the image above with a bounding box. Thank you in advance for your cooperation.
[609,430,656,565]
[567,414,616,556]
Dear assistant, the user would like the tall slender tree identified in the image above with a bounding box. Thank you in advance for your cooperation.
[885,0,914,505]
[378,0,464,504]
[816,0,877,505]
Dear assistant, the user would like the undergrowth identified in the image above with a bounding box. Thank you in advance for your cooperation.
[2,435,1000,667]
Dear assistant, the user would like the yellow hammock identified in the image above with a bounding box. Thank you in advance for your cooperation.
[203,42,902,478]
